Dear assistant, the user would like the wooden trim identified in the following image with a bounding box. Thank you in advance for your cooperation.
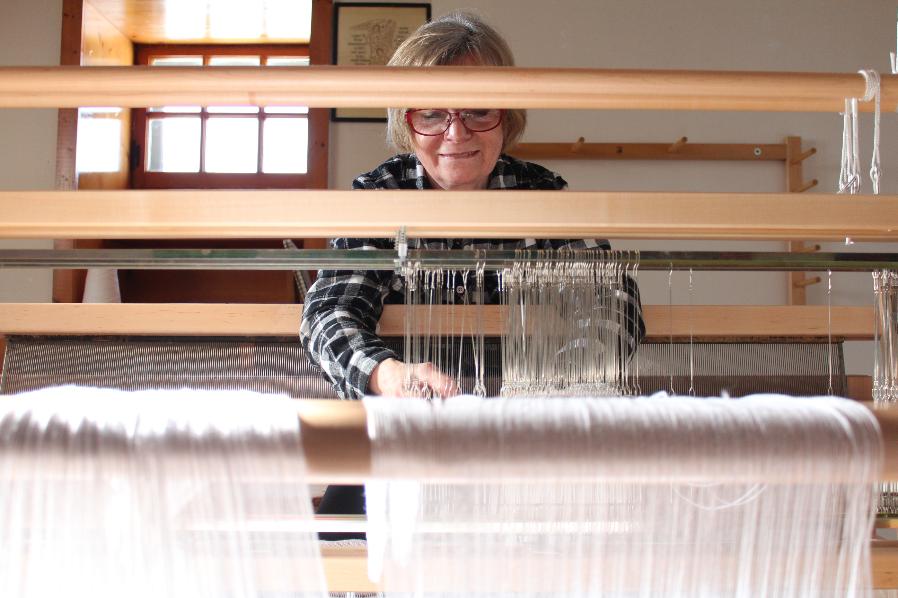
[2,190,898,241]
[55,1,82,191]
[511,142,787,161]
[0,304,874,340]
[785,136,818,305]
[1,67,894,112]
[52,0,84,303]
[306,0,331,192]
[134,172,316,189]
[135,44,311,62]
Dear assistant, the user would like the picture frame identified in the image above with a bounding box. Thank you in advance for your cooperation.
[332,2,432,122]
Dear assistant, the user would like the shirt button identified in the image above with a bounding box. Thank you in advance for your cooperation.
[456,286,466,295]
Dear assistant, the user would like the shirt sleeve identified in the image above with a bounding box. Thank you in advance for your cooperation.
[299,237,399,400]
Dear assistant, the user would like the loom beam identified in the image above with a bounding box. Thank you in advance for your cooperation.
[2,190,898,241]
[0,66,896,112]
[0,303,875,341]
[296,399,898,483]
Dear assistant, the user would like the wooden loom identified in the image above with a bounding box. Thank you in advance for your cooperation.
[2,65,898,591]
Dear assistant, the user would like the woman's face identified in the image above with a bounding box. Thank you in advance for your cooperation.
[411,110,504,190]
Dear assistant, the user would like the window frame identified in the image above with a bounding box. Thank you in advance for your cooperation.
[131,44,326,189]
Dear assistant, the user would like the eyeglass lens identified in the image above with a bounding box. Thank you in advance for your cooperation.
[408,109,502,135]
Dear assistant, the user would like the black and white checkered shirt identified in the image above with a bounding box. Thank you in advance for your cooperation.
[300,153,645,399]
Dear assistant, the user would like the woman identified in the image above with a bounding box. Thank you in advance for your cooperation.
[300,12,644,537]
[301,11,644,401]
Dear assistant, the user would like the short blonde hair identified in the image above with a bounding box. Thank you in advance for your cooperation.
[385,11,526,153]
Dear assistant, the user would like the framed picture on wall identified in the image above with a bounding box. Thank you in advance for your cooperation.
[332,2,432,122]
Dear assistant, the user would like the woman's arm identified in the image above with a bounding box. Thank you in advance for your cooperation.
[300,238,399,399]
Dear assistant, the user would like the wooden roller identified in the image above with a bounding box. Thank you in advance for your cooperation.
[0,66,896,112]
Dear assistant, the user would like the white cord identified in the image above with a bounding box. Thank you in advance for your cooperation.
[852,97,861,193]
[892,16,898,74]
[859,69,882,194]
[838,98,860,194]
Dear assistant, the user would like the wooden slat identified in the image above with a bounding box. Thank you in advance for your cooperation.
[786,136,816,305]
[874,542,898,590]
[52,0,85,304]
[0,66,896,112]
[321,547,379,593]
[848,376,874,402]
[512,142,787,161]
[0,303,874,340]
[319,543,898,591]
[2,190,898,241]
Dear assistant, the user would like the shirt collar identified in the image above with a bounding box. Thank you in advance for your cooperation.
[410,153,511,190]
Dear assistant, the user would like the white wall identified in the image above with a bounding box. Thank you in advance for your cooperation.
[330,0,898,373]
[0,0,62,302]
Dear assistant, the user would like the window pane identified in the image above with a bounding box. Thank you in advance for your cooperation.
[264,105,309,114]
[208,105,260,114]
[151,56,203,67]
[262,117,308,174]
[266,57,310,67]
[209,56,261,67]
[76,108,122,173]
[148,105,202,114]
[147,117,201,172]
[205,118,259,173]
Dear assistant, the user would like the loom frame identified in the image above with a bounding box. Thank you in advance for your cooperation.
[2,63,898,590]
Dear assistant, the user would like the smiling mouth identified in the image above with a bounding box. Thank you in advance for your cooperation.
[440,150,479,159]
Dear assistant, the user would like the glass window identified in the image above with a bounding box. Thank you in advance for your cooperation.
[76,108,123,173]
[150,56,203,67]
[147,117,201,172]
[208,56,262,67]
[205,118,260,173]
[263,118,308,173]
[266,56,310,67]
[135,47,313,181]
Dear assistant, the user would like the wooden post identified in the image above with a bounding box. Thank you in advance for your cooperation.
[785,136,818,305]
[303,0,332,254]
[52,0,84,304]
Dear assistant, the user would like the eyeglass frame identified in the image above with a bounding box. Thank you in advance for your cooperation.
[404,108,506,136]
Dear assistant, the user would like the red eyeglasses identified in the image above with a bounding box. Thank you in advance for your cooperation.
[405,109,504,136]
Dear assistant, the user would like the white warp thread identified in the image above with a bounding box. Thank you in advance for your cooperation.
[364,395,881,597]
[0,385,328,598]
[839,97,862,194]
[859,69,882,195]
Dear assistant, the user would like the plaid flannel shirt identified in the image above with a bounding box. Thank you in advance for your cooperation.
[299,153,645,399]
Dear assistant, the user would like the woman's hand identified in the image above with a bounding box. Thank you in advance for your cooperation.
[368,358,459,398]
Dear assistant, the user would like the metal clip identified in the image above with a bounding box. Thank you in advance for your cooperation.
[394,225,408,273]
